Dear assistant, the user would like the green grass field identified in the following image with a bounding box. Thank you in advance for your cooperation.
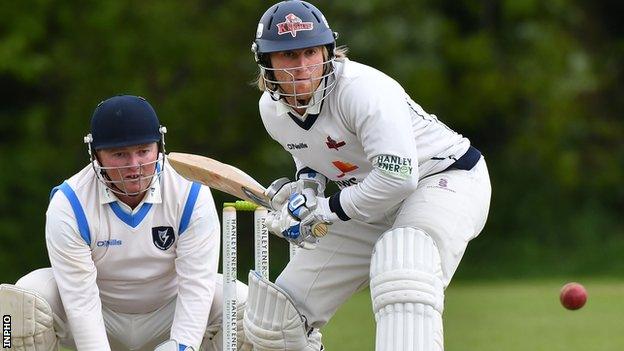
[323,279,624,350]
[57,279,623,350]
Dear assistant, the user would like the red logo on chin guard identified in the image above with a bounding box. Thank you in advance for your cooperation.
[277,13,314,37]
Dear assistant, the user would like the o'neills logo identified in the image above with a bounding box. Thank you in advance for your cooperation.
[277,13,313,37]
[287,142,308,150]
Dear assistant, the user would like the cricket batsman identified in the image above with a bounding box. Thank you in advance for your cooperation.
[243,1,492,350]
[0,95,251,351]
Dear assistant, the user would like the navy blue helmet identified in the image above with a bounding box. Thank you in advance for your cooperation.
[252,0,338,66]
[88,95,163,150]
[84,95,167,197]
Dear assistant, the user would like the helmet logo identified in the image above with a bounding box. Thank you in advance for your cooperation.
[277,13,313,37]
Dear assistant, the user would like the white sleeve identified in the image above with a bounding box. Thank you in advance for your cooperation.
[170,186,220,349]
[45,193,111,351]
[293,155,306,178]
[332,77,418,222]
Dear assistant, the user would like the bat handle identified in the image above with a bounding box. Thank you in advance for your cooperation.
[310,222,329,238]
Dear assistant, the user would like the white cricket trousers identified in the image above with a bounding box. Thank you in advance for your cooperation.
[276,157,491,329]
[15,268,240,350]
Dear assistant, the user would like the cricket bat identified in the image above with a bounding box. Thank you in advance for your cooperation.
[167,152,329,238]
[168,152,272,209]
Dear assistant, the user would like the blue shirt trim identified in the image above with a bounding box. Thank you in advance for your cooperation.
[50,182,92,246]
[107,161,160,227]
[109,201,153,228]
[179,344,188,351]
[179,182,201,235]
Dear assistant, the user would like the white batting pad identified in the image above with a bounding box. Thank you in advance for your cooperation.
[370,228,445,351]
[0,284,58,351]
[236,301,254,351]
[203,282,252,351]
[205,302,253,351]
[243,271,321,351]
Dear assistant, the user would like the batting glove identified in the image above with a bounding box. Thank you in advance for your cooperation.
[265,177,297,210]
[265,172,326,210]
[265,189,336,249]
[154,340,195,351]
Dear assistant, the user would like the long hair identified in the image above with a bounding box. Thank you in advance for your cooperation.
[253,45,349,91]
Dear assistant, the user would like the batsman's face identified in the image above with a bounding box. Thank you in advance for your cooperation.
[270,46,325,104]
[97,143,159,194]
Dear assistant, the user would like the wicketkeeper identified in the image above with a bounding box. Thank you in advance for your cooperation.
[0,95,251,351]
[243,1,492,350]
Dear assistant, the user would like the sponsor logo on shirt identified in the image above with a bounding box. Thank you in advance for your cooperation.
[332,161,358,178]
[287,143,309,150]
[325,136,346,150]
[96,239,123,247]
[334,177,359,189]
[426,177,456,193]
[373,155,413,179]
[152,226,175,250]
[277,13,313,38]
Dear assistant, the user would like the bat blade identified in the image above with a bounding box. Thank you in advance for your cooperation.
[167,152,272,208]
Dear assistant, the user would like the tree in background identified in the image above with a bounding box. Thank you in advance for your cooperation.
[1,0,622,283]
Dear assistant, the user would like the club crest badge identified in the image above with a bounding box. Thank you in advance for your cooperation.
[277,13,313,37]
[152,226,175,250]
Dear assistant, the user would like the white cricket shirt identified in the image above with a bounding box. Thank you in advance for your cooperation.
[259,58,471,222]
[45,160,219,350]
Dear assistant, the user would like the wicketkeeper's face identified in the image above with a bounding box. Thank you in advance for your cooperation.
[269,46,325,105]
[96,143,159,195]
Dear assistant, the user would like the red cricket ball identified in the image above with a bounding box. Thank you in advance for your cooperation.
[559,282,587,310]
